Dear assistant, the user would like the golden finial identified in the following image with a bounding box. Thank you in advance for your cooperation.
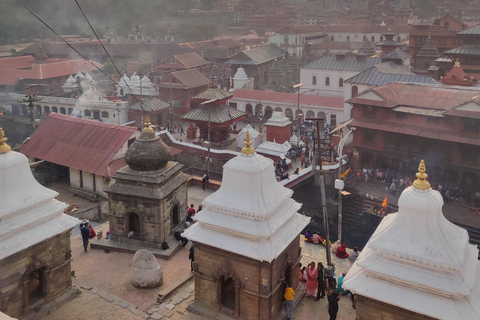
[0,127,11,154]
[428,33,431,39]
[241,130,255,155]
[142,116,154,133]
[274,58,278,62]
[455,57,460,66]
[413,160,431,190]
[388,27,391,31]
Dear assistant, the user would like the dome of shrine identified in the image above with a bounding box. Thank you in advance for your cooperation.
[125,117,171,171]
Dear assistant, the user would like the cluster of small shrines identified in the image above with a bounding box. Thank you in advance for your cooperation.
[1,119,479,320]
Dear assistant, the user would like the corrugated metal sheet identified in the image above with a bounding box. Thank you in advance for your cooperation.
[130,98,170,111]
[346,62,437,86]
[302,55,382,71]
[231,89,344,109]
[445,45,480,55]
[20,113,138,177]
[171,69,211,89]
[181,104,245,124]
[458,24,480,35]
[226,43,285,66]
[193,86,233,101]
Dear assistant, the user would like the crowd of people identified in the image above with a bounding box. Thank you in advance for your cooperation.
[358,165,479,205]
[295,260,356,320]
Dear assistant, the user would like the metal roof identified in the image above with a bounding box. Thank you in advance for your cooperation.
[302,55,382,71]
[193,85,233,101]
[130,98,170,111]
[445,44,480,55]
[458,24,480,35]
[180,104,245,124]
[345,62,437,86]
[159,69,210,90]
[226,43,285,66]
[19,113,139,177]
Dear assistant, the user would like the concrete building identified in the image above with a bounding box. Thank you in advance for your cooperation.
[267,25,327,56]
[183,133,310,319]
[229,89,345,126]
[5,93,130,125]
[299,53,382,98]
[344,160,480,320]
[325,25,409,44]
[0,128,78,319]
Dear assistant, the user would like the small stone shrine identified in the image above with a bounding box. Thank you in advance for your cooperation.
[0,128,78,318]
[264,111,292,144]
[344,160,480,320]
[131,249,163,288]
[105,116,189,252]
[183,132,310,319]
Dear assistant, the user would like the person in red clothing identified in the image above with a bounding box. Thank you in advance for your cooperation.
[188,204,196,217]
[336,244,350,259]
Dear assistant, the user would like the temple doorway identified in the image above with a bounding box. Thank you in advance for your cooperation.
[128,213,140,237]
[27,268,45,304]
[172,204,179,229]
[221,276,236,310]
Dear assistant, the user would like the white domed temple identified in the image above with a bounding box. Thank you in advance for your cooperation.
[344,160,480,320]
[0,128,78,318]
[183,132,310,319]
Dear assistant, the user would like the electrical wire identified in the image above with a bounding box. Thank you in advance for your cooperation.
[14,0,145,111]
[73,0,145,111]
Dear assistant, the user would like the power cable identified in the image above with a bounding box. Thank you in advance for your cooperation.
[73,0,145,111]
[14,0,145,111]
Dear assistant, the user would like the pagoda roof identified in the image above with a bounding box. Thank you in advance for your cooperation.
[416,37,440,58]
[343,164,480,320]
[193,85,233,101]
[180,104,245,124]
[130,98,170,111]
[182,144,310,262]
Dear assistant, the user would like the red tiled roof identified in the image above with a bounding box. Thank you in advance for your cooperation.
[20,114,138,177]
[232,89,344,109]
[0,56,103,85]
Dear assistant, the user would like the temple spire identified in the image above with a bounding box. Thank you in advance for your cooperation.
[241,130,255,155]
[0,127,11,154]
[412,160,430,190]
[142,116,154,133]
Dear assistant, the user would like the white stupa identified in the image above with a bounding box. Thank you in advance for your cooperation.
[0,128,78,260]
[232,67,249,90]
[74,71,85,79]
[61,75,78,93]
[182,131,310,262]
[344,160,480,320]
[236,124,262,149]
[116,73,159,97]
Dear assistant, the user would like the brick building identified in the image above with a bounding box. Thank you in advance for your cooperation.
[348,82,480,193]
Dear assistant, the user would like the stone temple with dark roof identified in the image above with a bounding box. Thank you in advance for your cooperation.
[103,117,189,258]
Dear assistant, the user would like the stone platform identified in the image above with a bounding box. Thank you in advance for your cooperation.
[90,237,182,260]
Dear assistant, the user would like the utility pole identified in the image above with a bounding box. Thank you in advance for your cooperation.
[306,116,332,268]
[22,95,42,131]
[336,126,355,243]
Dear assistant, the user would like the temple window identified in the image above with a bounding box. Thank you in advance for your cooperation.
[312,76,317,85]
[463,118,479,133]
[339,78,343,87]
[364,106,375,118]
[325,77,330,86]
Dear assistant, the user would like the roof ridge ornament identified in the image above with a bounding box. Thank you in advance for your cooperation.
[455,57,460,66]
[142,116,154,133]
[0,127,11,154]
[412,160,430,190]
[242,130,255,155]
